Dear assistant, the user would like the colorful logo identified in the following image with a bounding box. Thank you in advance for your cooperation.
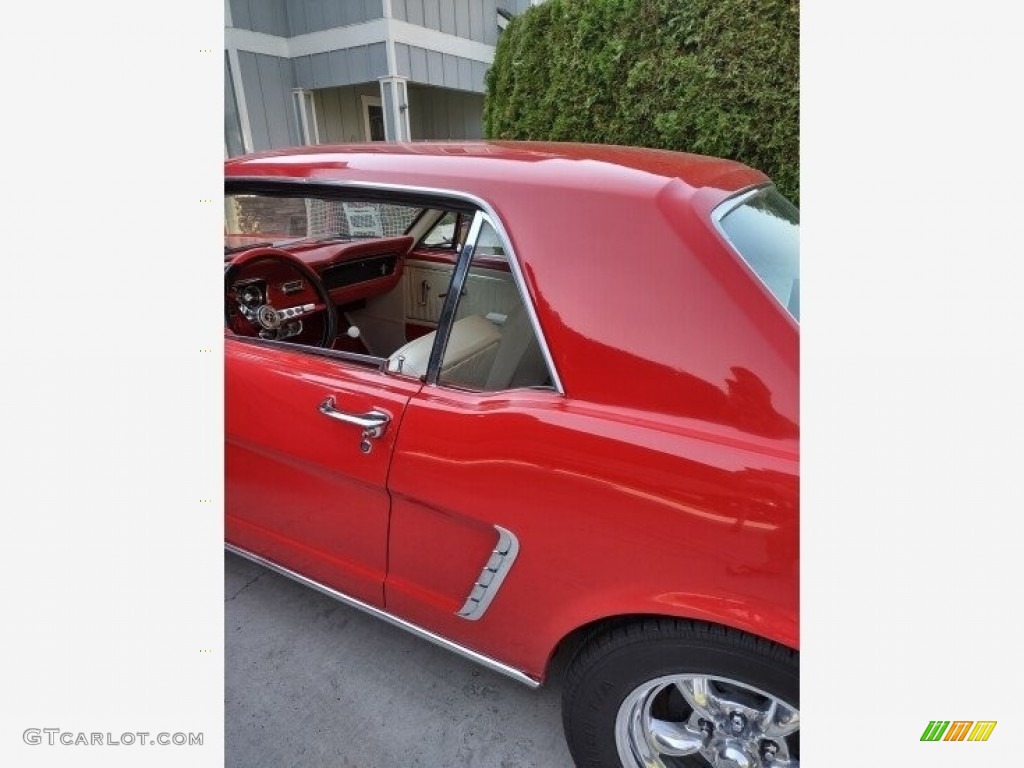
[920,721,997,742]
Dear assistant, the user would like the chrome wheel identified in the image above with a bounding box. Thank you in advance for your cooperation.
[615,674,799,768]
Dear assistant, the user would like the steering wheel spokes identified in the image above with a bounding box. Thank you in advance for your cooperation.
[277,302,318,321]
[225,247,338,348]
[244,302,321,341]
[247,302,318,328]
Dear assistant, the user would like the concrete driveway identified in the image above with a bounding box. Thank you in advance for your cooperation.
[226,552,574,768]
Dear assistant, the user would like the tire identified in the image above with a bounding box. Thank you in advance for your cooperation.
[562,619,799,768]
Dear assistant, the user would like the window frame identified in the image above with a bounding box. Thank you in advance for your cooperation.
[424,211,484,385]
[223,178,565,395]
[360,95,385,142]
[419,211,463,251]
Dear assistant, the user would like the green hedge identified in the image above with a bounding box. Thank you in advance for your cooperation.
[484,0,799,204]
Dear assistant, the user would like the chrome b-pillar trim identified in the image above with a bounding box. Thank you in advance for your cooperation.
[456,525,520,621]
[225,543,540,688]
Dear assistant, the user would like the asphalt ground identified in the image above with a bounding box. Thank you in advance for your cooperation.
[225,552,575,768]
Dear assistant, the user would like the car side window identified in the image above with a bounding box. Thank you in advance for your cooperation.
[421,212,462,249]
[437,220,554,392]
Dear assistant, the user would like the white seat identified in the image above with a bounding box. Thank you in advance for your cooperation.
[387,315,501,388]
[484,305,549,390]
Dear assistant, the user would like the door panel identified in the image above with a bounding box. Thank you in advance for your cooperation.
[403,262,450,324]
[384,390,566,642]
[403,259,518,326]
[226,339,422,606]
[385,388,799,676]
[453,268,521,322]
[384,498,498,614]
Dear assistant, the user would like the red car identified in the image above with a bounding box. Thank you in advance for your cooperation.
[225,141,799,768]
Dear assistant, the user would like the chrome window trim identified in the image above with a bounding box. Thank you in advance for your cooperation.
[709,183,799,324]
[225,543,541,688]
[709,184,770,225]
[425,210,485,386]
[225,176,565,394]
[227,334,390,372]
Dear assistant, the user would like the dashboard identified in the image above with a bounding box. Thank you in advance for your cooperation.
[226,235,415,344]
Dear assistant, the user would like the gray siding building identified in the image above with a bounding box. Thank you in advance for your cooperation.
[225,0,544,155]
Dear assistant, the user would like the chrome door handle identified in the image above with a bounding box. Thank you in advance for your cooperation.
[318,396,390,439]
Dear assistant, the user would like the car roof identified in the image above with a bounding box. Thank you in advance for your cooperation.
[224,141,767,200]
[225,142,794,432]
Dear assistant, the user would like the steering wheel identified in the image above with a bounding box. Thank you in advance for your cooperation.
[225,247,339,348]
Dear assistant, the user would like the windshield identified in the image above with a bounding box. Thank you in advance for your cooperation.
[225,194,423,254]
[715,187,799,321]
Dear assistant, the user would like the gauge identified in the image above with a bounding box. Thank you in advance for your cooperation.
[235,282,265,307]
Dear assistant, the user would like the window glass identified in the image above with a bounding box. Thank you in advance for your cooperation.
[716,187,799,320]
[422,212,459,248]
[472,221,506,258]
[438,221,553,391]
[225,194,421,253]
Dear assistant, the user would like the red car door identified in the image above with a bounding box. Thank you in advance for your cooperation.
[225,338,422,607]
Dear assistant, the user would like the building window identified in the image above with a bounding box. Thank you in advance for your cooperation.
[361,95,386,141]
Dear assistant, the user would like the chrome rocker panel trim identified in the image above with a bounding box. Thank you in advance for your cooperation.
[225,542,541,689]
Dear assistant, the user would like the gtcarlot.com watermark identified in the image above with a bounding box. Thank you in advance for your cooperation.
[23,728,203,747]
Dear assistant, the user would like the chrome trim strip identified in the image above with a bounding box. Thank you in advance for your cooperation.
[224,542,541,688]
[225,176,565,394]
[709,184,768,225]
[228,334,390,372]
[425,210,484,386]
[456,525,520,621]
